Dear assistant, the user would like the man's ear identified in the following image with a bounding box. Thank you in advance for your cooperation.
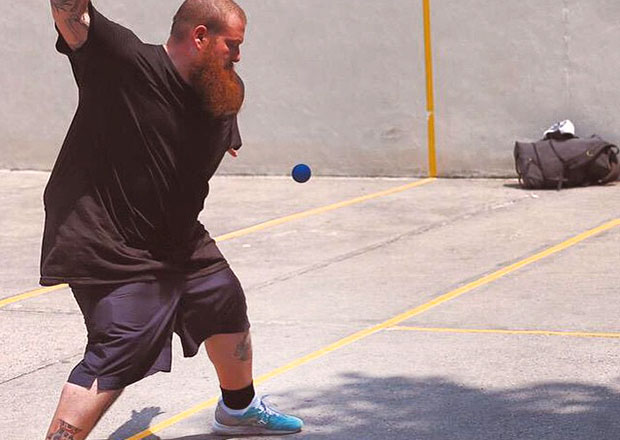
[192,25,209,48]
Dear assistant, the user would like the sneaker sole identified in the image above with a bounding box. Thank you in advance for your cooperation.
[212,420,302,435]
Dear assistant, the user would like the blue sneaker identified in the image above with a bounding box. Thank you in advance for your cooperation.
[213,395,304,435]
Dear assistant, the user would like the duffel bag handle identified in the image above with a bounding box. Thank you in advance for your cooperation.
[597,145,620,184]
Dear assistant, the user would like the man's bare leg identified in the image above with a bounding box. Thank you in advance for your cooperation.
[45,379,123,440]
[207,330,304,434]
[205,331,253,390]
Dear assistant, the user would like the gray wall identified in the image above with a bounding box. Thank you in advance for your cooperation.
[434,0,620,177]
[2,1,620,177]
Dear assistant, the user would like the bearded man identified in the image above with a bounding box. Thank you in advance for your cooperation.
[43,0,303,438]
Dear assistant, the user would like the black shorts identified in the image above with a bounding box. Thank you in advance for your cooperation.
[68,267,250,390]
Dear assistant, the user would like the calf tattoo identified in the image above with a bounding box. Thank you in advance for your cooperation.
[234,332,252,362]
[47,420,82,439]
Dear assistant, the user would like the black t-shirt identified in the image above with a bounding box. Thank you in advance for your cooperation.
[40,3,241,286]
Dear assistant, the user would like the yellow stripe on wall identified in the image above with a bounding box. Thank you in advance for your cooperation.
[423,0,437,177]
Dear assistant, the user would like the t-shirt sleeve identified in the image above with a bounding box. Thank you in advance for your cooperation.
[230,116,243,151]
[229,75,244,150]
[55,2,142,70]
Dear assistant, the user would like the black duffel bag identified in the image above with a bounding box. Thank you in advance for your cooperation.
[514,135,619,190]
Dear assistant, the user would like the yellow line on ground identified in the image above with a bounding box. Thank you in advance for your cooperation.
[214,178,436,242]
[0,284,67,308]
[125,395,221,440]
[389,326,620,339]
[0,179,435,309]
[127,218,620,440]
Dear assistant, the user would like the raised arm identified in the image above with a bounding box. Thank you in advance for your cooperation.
[50,0,90,51]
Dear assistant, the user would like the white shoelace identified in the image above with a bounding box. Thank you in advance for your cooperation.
[258,395,282,418]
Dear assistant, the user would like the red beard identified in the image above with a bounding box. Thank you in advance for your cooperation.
[189,42,244,118]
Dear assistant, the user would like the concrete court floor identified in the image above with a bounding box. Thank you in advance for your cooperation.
[1,169,619,439]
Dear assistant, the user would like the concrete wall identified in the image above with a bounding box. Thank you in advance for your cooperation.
[434,0,620,177]
[1,0,620,177]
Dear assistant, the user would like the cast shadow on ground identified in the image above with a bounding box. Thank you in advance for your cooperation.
[502,182,524,189]
[502,182,618,190]
[502,182,563,190]
[107,406,164,440]
[113,372,620,440]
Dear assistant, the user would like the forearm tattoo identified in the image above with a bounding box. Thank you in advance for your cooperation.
[64,13,89,40]
[234,332,252,362]
[46,419,82,440]
[50,0,80,13]
[51,0,89,41]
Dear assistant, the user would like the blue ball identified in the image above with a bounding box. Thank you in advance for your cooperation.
[292,163,311,183]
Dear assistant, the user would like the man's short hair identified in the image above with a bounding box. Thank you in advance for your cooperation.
[170,0,246,40]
